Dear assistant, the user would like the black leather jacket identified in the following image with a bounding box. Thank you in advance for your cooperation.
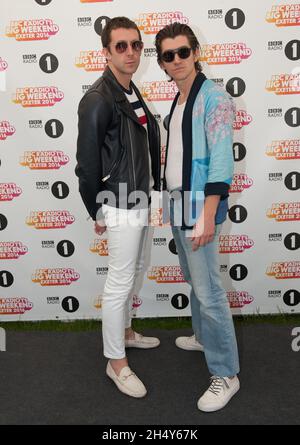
[75,67,161,220]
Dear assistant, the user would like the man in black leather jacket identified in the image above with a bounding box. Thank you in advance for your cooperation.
[75,17,161,398]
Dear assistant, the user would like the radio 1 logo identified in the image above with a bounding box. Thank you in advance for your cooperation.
[13,87,64,107]
[6,19,59,41]
[0,183,22,202]
[141,81,178,102]
[0,297,33,315]
[219,235,254,254]
[0,121,15,141]
[76,50,106,72]
[32,268,80,286]
[200,43,251,65]
[0,242,28,260]
[266,262,300,279]
[267,202,300,221]
[266,74,300,95]
[266,4,300,27]
[26,211,75,229]
[136,12,188,34]
[20,151,69,170]
[148,266,185,283]
[266,140,300,160]
[90,239,108,256]
[233,110,252,130]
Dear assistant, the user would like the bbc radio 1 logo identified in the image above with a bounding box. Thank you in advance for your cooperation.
[267,202,300,222]
[76,50,106,72]
[266,73,300,95]
[141,81,178,102]
[0,242,28,260]
[26,211,75,229]
[266,262,300,279]
[136,12,188,35]
[90,239,108,256]
[32,268,80,286]
[6,19,59,41]
[13,87,64,107]
[200,43,251,65]
[266,140,300,160]
[233,110,252,130]
[0,183,22,202]
[20,151,69,170]
[266,4,300,27]
[0,121,15,141]
[208,8,245,30]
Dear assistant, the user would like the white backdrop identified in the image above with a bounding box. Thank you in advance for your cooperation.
[0,0,299,321]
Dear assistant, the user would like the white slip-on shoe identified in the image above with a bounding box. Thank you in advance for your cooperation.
[125,331,160,349]
[106,361,147,398]
[197,376,240,412]
[175,335,204,352]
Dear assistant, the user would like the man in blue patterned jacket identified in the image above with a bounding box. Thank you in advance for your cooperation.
[155,23,240,412]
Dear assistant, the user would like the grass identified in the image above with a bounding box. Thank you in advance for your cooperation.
[0,313,300,332]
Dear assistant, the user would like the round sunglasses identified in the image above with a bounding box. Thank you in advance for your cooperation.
[161,46,192,63]
[111,40,144,54]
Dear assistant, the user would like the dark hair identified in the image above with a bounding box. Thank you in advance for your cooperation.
[101,16,142,48]
[155,22,202,72]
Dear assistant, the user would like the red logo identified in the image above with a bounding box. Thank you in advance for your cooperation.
[233,110,252,130]
[0,242,28,260]
[0,183,22,201]
[0,121,15,140]
[227,291,254,308]
[0,57,8,71]
[136,12,188,34]
[141,81,178,101]
[230,174,253,193]
[219,235,254,254]
[0,298,33,315]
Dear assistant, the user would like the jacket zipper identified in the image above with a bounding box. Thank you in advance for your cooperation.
[101,149,123,182]
[127,120,136,192]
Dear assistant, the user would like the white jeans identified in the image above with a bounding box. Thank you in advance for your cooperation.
[101,204,150,359]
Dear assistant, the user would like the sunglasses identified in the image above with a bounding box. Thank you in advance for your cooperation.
[111,40,144,54]
[161,46,192,63]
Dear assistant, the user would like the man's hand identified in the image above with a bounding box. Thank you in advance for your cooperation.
[189,214,215,251]
[94,219,106,236]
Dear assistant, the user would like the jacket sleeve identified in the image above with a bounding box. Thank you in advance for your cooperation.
[204,90,235,199]
[75,91,112,220]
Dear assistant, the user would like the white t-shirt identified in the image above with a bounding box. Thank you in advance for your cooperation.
[165,101,185,191]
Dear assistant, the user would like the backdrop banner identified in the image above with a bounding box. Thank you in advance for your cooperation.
[0,0,299,320]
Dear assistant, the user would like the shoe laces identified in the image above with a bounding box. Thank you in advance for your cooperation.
[208,376,229,395]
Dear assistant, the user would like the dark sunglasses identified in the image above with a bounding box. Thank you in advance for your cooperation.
[161,46,192,63]
[112,40,144,54]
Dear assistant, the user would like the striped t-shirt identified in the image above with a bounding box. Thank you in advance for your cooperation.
[124,87,154,191]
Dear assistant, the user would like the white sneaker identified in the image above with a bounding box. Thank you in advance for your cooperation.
[106,361,147,398]
[197,376,240,412]
[125,331,160,349]
[175,335,204,352]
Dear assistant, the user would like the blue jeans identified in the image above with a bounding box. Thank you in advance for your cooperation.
[170,200,240,377]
